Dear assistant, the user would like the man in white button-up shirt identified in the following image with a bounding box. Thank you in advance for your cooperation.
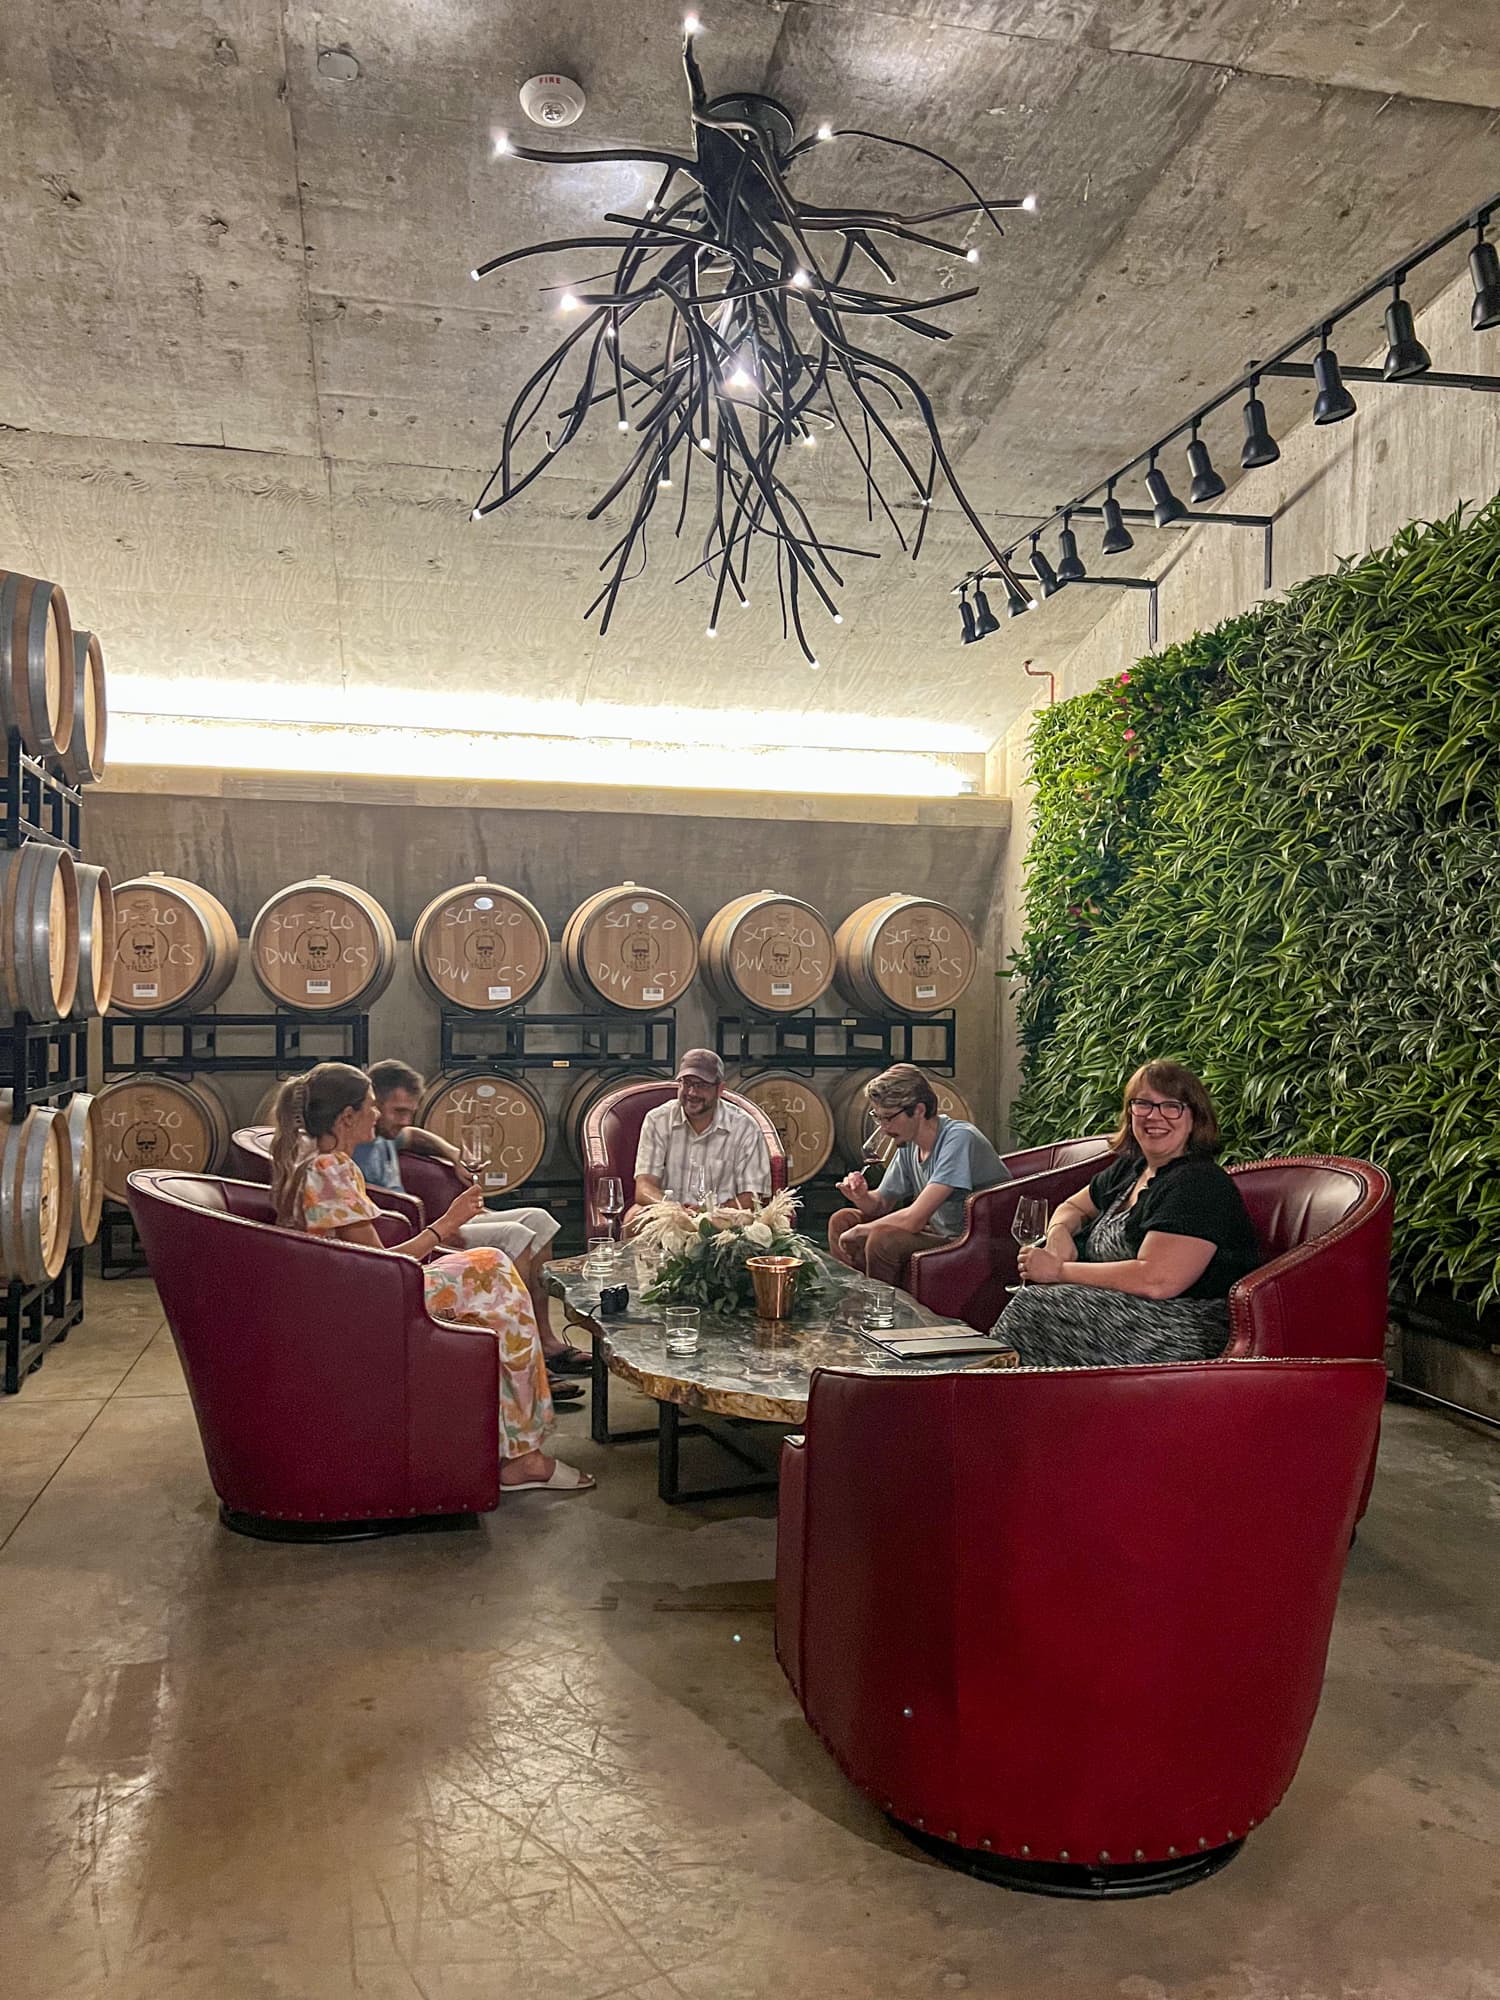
[629,1049,772,1225]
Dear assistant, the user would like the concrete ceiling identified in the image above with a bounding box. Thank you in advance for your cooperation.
[3,0,1499,767]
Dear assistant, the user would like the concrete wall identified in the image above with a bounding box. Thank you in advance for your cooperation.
[988,266,1500,1403]
[87,788,1009,1166]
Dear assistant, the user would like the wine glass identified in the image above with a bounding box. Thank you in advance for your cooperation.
[1011,1195,1050,1286]
[861,1112,892,1172]
[596,1175,625,1242]
[457,1123,488,1184]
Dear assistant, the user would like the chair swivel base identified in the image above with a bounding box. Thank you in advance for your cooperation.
[898,1821,1245,1899]
[219,1504,481,1543]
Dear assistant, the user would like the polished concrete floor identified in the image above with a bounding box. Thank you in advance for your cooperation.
[0,1280,1496,2000]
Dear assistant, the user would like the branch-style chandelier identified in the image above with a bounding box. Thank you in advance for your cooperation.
[469,16,1033,664]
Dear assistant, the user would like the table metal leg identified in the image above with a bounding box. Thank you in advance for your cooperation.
[655,1402,782,1506]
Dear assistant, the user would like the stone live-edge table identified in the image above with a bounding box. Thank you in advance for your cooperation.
[545,1248,1012,1504]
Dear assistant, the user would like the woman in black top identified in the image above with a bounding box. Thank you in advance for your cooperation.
[994,1060,1261,1366]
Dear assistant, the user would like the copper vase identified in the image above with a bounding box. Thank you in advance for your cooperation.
[747,1254,803,1320]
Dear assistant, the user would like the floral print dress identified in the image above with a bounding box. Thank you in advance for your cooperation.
[299,1150,553,1458]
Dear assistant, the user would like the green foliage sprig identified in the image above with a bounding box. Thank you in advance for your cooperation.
[1011,499,1500,1306]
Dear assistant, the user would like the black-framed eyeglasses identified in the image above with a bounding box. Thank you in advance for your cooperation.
[873,1104,919,1125]
[1130,1097,1187,1120]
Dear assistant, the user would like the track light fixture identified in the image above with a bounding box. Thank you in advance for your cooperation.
[1029,536,1061,597]
[1145,454,1187,528]
[973,584,1001,638]
[1312,330,1357,424]
[1055,515,1087,583]
[1471,223,1500,331]
[1382,280,1431,380]
[1240,380,1280,469]
[1099,483,1134,556]
[1006,578,1034,617]
[1185,428,1226,504]
[959,590,979,644]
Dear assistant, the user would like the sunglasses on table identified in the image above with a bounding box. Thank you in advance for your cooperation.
[1130,1097,1188,1120]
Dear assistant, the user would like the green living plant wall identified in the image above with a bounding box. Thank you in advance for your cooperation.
[1011,499,1500,1306]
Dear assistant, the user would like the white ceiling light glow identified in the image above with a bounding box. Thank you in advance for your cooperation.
[108,712,974,798]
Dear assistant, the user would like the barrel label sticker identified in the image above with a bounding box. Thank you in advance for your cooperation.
[488,985,512,1001]
[486,1172,509,1188]
[474,897,495,911]
[631,901,650,913]
[306,979,332,995]
[132,982,159,999]
[771,981,794,997]
[916,984,937,1000]
[476,1083,496,1098]
[642,986,665,1003]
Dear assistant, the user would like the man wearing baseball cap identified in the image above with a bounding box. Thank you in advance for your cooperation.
[629,1049,772,1223]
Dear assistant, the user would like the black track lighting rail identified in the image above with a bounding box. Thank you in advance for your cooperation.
[1260,362,1500,394]
[954,189,1499,600]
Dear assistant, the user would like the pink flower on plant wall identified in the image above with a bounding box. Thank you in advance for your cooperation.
[1123,729,1136,740]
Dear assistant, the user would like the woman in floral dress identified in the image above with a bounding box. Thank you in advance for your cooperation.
[270,1062,593,1494]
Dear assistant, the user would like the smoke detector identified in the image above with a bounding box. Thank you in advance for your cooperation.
[519,73,586,128]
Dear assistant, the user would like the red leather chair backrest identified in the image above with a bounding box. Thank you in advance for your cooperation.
[906,1136,1117,1330]
[582,1080,787,1231]
[230,1122,452,1225]
[1225,1156,1393,1360]
[229,1126,274,1185]
[790,1355,1386,1861]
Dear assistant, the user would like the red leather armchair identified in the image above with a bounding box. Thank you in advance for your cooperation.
[582,1080,787,1235]
[230,1124,466,1225]
[907,1136,1116,1330]
[127,1170,500,1538]
[776,1354,1386,1896]
[1224,1156,1392,1359]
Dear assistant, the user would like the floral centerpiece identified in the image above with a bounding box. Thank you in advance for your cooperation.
[632,1187,823,1318]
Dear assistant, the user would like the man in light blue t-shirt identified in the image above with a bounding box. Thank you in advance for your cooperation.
[829,1063,1010,1291]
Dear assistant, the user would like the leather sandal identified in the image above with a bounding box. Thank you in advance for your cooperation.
[544,1344,593,1377]
[501,1460,596,1494]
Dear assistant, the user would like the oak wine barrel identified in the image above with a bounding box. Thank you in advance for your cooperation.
[733,1070,836,1181]
[699,892,835,1015]
[69,862,116,1018]
[829,1069,975,1170]
[832,895,977,1016]
[65,1092,104,1247]
[415,1070,548,1196]
[60,629,107,786]
[0,1092,74,1284]
[94,1074,232,1206]
[110,874,238,1015]
[1,842,79,1023]
[249,876,397,1014]
[561,882,697,1012]
[0,569,74,763]
[412,878,550,1013]
[561,1069,664,1169]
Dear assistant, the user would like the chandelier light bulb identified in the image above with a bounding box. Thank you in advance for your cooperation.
[706,625,717,638]
[816,122,834,142]
[617,418,630,431]
[683,13,701,34]
[808,658,821,670]
[469,268,480,282]
[558,291,580,312]
[1021,193,1037,212]
[790,268,811,289]
[470,508,482,521]
[832,614,844,624]
[492,132,511,157]
[1027,597,1040,611]
[727,365,753,388]
[802,430,817,448]
[658,474,673,488]
[965,247,979,264]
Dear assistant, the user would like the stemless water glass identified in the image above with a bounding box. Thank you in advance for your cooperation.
[1011,1195,1050,1286]
[584,1231,615,1278]
[663,1306,701,1355]
[862,1282,897,1330]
